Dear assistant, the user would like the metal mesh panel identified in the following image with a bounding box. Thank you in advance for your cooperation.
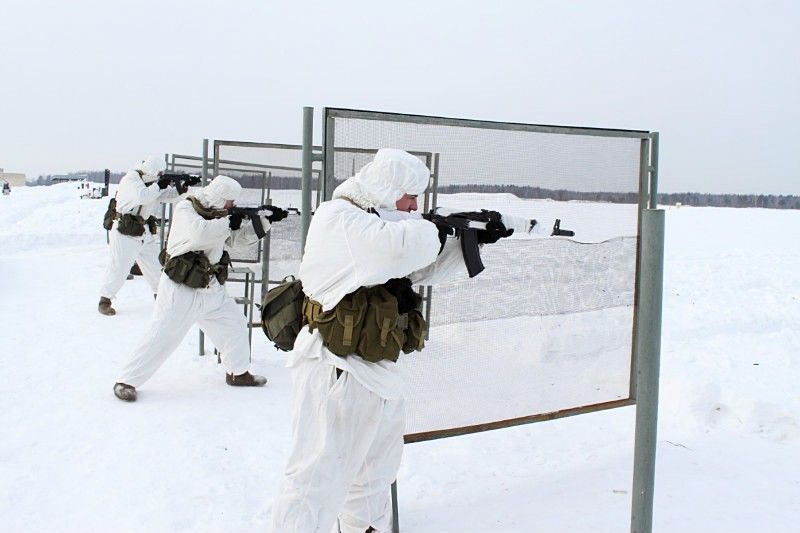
[324,109,647,441]
[212,142,320,273]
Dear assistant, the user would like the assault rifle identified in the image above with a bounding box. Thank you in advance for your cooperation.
[423,209,528,278]
[159,172,202,195]
[229,205,290,222]
[228,204,291,239]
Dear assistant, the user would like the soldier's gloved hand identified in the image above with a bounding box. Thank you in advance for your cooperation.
[477,219,514,244]
[265,206,289,222]
[186,175,202,186]
[157,176,171,190]
[423,214,455,254]
[229,213,243,230]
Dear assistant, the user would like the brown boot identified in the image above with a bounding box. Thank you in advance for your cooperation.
[113,382,137,402]
[226,371,267,387]
[98,297,116,316]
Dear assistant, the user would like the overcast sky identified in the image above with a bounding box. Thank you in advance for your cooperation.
[1,0,797,194]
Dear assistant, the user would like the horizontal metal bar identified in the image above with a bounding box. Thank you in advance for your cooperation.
[332,145,432,158]
[170,156,319,174]
[326,108,650,139]
[404,397,635,444]
[214,140,322,151]
[168,163,271,174]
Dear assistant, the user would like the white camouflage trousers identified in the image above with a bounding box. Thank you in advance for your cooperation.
[117,274,251,387]
[271,357,405,533]
[99,225,162,299]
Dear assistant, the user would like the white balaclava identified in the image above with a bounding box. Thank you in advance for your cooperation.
[199,175,242,209]
[332,148,430,210]
[136,155,166,183]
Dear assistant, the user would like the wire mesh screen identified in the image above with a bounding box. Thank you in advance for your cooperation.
[323,109,648,441]
[213,142,319,274]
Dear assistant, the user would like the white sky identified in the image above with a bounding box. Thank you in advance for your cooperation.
[1,0,797,194]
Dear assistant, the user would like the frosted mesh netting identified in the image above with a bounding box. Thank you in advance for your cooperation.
[325,110,645,439]
[212,144,317,272]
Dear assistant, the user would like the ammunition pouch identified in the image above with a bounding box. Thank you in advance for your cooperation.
[402,309,428,354]
[261,277,305,352]
[304,282,428,363]
[102,197,117,231]
[163,250,230,288]
[212,251,231,285]
[116,213,146,237]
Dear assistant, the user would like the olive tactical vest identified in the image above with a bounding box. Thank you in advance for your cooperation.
[161,196,231,288]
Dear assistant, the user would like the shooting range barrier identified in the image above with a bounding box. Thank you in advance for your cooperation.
[300,107,663,533]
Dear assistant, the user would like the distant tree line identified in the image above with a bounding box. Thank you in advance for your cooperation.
[28,170,316,191]
[437,183,800,210]
[28,170,123,187]
[29,172,799,210]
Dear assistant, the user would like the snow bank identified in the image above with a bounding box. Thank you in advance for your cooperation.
[0,187,798,532]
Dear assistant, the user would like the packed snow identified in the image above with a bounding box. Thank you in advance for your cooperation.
[1,183,798,532]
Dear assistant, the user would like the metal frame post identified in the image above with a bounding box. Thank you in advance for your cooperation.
[391,481,400,533]
[301,107,314,256]
[630,209,664,533]
[199,139,209,356]
[630,133,663,533]
[202,139,209,186]
[103,169,110,197]
[648,133,659,209]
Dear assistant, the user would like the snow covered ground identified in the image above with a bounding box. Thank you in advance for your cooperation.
[1,183,798,532]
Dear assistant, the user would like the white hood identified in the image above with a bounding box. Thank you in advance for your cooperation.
[135,155,166,183]
[195,175,242,209]
[332,148,430,210]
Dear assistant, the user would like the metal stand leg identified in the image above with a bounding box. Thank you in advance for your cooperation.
[391,481,400,533]
[246,272,254,355]
[630,209,665,533]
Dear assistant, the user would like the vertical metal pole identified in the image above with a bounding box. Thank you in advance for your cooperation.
[648,133,660,209]
[320,107,328,202]
[103,169,110,197]
[391,481,400,533]
[323,108,335,202]
[630,138,651,401]
[166,150,174,243]
[261,177,272,302]
[213,141,220,180]
[247,272,254,353]
[160,203,166,250]
[301,106,314,256]
[262,231,271,300]
[104,168,111,243]
[630,209,665,533]
[423,152,440,338]
[199,139,209,356]
[431,153,440,211]
[202,139,209,186]
[160,154,169,250]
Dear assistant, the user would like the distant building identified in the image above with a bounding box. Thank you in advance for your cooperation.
[0,168,26,187]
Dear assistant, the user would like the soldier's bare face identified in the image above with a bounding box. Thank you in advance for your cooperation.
[395,194,418,212]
